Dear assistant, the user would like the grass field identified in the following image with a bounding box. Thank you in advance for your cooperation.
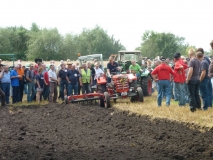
[113,92,213,132]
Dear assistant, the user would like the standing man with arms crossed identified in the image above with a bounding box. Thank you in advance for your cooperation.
[48,64,58,103]
[196,51,211,110]
[186,49,201,112]
[151,57,174,107]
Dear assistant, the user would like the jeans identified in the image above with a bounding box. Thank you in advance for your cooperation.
[157,80,171,106]
[184,83,189,103]
[24,84,28,94]
[43,85,49,100]
[68,83,78,95]
[200,78,212,110]
[1,83,10,104]
[187,80,201,109]
[60,80,68,100]
[27,82,36,102]
[82,83,91,94]
[175,82,186,106]
[18,80,24,102]
[12,86,19,103]
[208,79,212,107]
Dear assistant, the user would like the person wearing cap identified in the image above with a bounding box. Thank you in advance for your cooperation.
[26,63,36,102]
[58,63,68,100]
[173,53,188,106]
[17,62,25,102]
[10,65,21,103]
[186,49,201,112]
[151,57,174,106]
[79,63,92,94]
[48,64,58,103]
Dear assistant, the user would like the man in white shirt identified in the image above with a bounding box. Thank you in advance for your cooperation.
[94,63,106,93]
[48,65,58,103]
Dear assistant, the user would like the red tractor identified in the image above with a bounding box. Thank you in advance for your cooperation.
[98,73,144,108]
[65,73,143,108]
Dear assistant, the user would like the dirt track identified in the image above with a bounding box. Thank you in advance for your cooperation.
[0,103,213,160]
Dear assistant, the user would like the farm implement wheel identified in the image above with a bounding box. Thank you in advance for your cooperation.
[104,92,111,108]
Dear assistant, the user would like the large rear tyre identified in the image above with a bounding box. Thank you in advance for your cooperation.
[104,92,111,108]
[141,75,152,96]
[137,87,144,102]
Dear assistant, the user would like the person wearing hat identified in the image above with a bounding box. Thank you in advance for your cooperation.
[151,57,174,106]
[67,62,72,70]
[26,63,36,102]
[173,53,188,106]
[186,49,201,112]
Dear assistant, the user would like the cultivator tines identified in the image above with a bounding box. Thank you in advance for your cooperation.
[65,93,104,104]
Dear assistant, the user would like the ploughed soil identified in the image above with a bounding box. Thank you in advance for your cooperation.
[0,103,213,160]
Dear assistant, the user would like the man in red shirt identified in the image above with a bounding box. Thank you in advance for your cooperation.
[43,69,50,100]
[152,57,174,106]
[173,53,188,106]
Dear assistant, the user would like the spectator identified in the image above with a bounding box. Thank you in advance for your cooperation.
[208,40,213,102]
[0,65,9,105]
[48,64,58,103]
[58,63,68,100]
[36,67,44,103]
[151,57,174,106]
[17,62,25,102]
[66,64,79,95]
[26,63,36,102]
[0,59,2,64]
[186,49,201,112]
[67,62,72,70]
[10,65,21,103]
[196,48,211,64]
[22,65,28,94]
[173,53,188,106]
[197,51,212,110]
[87,62,95,86]
[107,57,119,83]
[79,63,92,94]
[43,67,49,100]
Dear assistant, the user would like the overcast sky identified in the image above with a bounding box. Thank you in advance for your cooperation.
[1,0,212,51]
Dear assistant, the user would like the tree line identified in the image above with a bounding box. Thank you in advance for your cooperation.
[0,23,125,61]
[0,23,211,61]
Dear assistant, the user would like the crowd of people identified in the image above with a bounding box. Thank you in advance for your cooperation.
[151,40,213,112]
[0,40,213,112]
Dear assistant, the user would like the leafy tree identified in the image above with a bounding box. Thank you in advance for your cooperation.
[137,30,188,58]
[26,28,63,60]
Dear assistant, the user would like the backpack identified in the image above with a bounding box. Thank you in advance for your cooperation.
[23,69,31,84]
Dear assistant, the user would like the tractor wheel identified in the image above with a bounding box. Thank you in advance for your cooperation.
[141,75,152,96]
[137,87,144,102]
[104,92,111,108]
[64,96,68,104]
[99,97,105,107]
